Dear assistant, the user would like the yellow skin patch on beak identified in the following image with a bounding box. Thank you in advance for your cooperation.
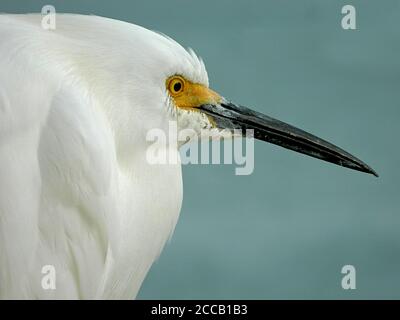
[166,75,221,110]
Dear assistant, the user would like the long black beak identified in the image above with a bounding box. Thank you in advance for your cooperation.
[199,101,378,177]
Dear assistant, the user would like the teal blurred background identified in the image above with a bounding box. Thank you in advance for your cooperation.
[1,0,399,299]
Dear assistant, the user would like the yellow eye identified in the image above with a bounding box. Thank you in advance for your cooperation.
[167,76,185,96]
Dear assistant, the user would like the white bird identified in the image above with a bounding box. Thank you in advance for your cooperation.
[0,14,376,299]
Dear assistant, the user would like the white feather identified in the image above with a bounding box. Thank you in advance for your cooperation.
[0,14,207,299]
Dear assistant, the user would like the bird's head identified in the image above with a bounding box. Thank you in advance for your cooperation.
[160,54,376,177]
[106,21,376,176]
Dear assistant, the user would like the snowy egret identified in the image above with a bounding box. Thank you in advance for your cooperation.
[0,14,377,299]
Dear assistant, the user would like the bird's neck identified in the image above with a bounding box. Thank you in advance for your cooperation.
[97,136,183,298]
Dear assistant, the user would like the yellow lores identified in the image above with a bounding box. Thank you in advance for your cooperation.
[166,75,221,110]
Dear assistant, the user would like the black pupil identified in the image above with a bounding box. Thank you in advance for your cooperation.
[173,82,182,92]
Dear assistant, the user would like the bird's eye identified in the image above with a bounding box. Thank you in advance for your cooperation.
[167,76,185,96]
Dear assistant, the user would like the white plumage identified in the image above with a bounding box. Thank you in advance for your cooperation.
[0,14,208,299]
[0,12,377,300]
